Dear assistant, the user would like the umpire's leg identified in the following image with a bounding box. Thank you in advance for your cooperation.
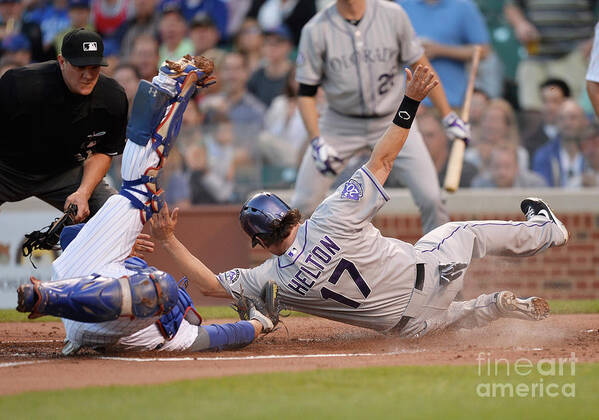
[34,164,116,216]
[388,121,450,233]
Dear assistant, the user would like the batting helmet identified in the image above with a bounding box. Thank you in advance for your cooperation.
[240,192,291,247]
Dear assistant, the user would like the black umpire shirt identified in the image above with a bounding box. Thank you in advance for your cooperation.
[0,61,128,175]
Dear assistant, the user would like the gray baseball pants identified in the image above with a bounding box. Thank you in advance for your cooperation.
[397,216,564,337]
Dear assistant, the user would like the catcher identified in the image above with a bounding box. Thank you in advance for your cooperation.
[16,55,281,355]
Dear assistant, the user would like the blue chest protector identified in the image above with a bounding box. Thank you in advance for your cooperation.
[124,257,202,340]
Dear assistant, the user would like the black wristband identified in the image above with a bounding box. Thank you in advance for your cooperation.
[392,96,420,129]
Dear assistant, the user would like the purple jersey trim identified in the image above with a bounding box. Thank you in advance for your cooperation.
[421,220,552,253]
[360,166,390,201]
[278,220,310,269]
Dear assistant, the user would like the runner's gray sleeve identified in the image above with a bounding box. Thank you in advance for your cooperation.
[216,263,271,298]
[311,166,390,233]
[396,5,424,65]
[295,22,324,85]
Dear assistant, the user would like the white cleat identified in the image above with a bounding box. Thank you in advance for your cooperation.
[520,197,569,246]
[495,291,550,321]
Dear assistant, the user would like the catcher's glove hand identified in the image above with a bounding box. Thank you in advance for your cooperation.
[22,204,77,258]
[231,280,282,333]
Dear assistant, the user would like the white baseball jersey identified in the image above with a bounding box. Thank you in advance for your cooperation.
[586,22,599,82]
[218,166,419,332]
[296,0,423,117]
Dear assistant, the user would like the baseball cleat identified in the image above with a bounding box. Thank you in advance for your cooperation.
[520,197,569,246]
[495,291,550,321]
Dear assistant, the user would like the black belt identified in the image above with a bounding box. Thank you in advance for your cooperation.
[389,263,425,334]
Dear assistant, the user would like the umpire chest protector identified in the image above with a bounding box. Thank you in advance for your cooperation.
[0,61,127,174]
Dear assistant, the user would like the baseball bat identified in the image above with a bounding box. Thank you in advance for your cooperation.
[443,46,482,192]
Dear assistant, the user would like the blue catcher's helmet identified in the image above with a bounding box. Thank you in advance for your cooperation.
[240,192,291,247]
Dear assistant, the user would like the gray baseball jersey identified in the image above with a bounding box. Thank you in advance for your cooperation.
[296,0,423,117]
[218,166,418,331]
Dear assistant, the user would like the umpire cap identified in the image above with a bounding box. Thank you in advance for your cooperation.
[240,192,290,247]
[61,28,107,66]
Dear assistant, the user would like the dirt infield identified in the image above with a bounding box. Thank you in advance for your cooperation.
[1,314,598,396]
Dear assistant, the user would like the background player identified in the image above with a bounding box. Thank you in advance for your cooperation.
[151,65,568,338]
[17,56,276,355]
[293,0,469,233]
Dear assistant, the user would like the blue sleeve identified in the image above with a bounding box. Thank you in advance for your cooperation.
[461,1,490,44]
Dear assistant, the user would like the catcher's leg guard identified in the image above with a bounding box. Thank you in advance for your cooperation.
[150,71,198,159]
[126,80,173,147]
[16,271,178,322]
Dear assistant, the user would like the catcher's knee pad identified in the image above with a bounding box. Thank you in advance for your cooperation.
[16,271,178,322]
[126,80,173,147]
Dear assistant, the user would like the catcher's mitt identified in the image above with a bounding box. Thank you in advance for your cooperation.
[231,280,282,333]
[22,204,77,258]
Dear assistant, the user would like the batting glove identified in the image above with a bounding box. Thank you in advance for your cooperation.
[442,111,471,144]
[310,136,343,176]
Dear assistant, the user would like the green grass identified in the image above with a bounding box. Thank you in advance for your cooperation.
[550,299,599,314]
[1,299,596,323]
[0,363,596,419]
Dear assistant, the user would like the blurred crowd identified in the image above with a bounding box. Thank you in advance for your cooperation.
[1,0,598,208]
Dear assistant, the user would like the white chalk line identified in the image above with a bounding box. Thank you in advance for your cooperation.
[0,360,49,368]
[99,351,421,363]
[2,340,62,344]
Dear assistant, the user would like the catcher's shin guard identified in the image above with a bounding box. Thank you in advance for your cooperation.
[120,66,201,223]
[126,80,173,147]
[16,271,178,322]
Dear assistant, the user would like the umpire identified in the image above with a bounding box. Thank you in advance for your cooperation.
[0,28,127,222]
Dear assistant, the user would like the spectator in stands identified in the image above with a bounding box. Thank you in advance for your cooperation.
[193,115,236,204]
[100,37,120,76]
[533,99,589,188]
[113,62,139,111]
[250,0,316,46]
[39,0,70,54]
[189,12,225,70]
[119,0,159,58]
[1,32,31,65]
[178,0,228,40]
[248,24,292,107]
[91,0,131,42]
[53,0,94,54]
[201,51,266,198]
[523,78,570,161]
[504,0,596,112]
[158,2,192,64]
[466,98,529,177]
[472,144,546,188]
[581,124,599,187]
[469,88,490,147]
[130,32,159,81]
[420,113,478,188]
[400,0,490,108]
[0,0,46,61]
[234,17,263,75]
[259,67,307,169]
